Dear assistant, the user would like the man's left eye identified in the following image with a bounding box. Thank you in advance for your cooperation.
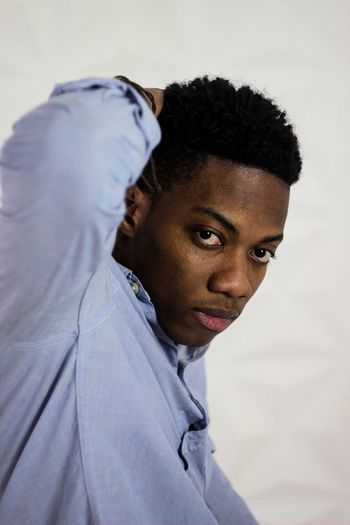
[250,248,274,264]
[195,231,222,246]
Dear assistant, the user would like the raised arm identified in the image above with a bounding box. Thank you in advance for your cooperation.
[0,77,160,343]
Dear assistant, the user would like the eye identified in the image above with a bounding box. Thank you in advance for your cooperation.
[250,248,275,264]
[194,230,222,247]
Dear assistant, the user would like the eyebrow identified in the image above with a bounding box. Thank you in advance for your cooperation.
[191,206,284,243]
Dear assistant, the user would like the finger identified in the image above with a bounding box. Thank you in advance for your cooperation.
[144,88,164,118]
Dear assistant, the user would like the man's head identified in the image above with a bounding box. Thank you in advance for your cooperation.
[114,76,301,347]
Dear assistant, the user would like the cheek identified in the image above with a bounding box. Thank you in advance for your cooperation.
[153,232,210,297]
[153,228,199,272]
[249,265,268,294]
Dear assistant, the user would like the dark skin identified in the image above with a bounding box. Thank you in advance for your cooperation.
[114,156,290,347]
[113,84,290,346]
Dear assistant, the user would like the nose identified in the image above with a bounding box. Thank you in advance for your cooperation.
[207,255,254,300]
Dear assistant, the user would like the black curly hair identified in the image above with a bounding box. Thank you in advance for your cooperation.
[139,76,301,196]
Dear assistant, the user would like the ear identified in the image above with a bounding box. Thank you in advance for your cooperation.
[118,184,152,239]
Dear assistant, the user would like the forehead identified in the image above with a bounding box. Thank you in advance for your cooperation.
[160,156,290,230]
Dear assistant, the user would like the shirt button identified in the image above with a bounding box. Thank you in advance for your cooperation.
[130,281,139,295]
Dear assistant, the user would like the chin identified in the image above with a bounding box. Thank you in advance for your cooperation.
[162,318,216,348]
[173,330,216,348]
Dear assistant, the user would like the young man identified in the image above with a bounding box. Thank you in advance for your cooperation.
[0,75,301,525]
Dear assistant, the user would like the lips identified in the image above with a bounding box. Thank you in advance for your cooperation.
[193,308,239,333]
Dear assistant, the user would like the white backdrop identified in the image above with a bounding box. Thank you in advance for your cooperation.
[1,1,349,524]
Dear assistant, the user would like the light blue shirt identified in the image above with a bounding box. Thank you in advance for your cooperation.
[0,77,258,525]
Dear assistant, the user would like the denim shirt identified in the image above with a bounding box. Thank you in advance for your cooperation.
[0,78,258,525]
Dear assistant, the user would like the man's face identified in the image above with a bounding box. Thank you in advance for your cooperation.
[120,156,290,347]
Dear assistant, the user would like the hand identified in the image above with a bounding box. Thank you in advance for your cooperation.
[143,87,164,118]
[114,76,164,118]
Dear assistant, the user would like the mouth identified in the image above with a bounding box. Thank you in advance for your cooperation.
[192,308,239,333]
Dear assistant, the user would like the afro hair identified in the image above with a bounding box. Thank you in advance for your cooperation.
[146,76,301,193]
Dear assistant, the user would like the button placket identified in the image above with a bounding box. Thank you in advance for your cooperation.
[181,428,208,496]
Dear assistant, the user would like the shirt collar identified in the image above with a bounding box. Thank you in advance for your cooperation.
[115,261,209,365]
[117,262,151,303]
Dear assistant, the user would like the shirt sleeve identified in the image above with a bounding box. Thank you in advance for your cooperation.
[206,457,260,525]
[0,77,160,343]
